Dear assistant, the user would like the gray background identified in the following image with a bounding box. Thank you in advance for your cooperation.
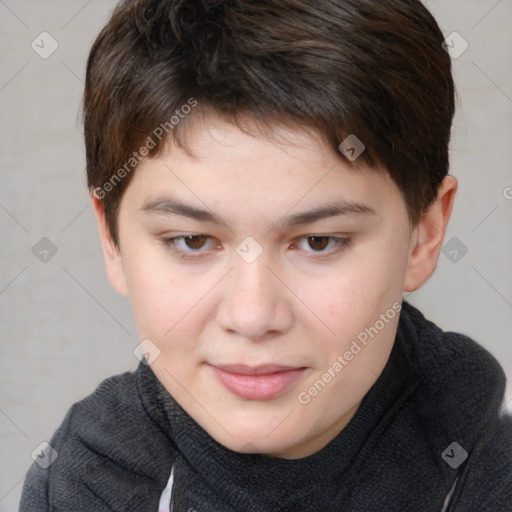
[1,0,511,509]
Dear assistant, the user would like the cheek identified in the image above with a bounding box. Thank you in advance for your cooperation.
[317,257,404,356]
[321,267,384,323]
[124,248,191,341]
[352,232,410,300]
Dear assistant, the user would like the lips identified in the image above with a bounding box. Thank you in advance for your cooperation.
[209,363,307,400]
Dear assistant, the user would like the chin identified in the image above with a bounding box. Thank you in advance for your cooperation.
[205,413,304,457]
[224,434,298,458]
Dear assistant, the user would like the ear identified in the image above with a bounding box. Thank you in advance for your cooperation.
[90,193,129,297]
[404,175,458,292]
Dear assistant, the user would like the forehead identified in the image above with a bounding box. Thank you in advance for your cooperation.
[167,111,337,168]
[121,114,405,227]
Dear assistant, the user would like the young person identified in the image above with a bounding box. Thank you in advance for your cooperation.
[19,0,512,510]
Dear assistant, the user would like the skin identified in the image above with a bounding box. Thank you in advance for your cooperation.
[91,114,457,459]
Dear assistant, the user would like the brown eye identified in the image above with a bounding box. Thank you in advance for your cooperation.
[163,234,217,259]
[183,235,208,250]
[307,236,330,251]
[294,235,352,257]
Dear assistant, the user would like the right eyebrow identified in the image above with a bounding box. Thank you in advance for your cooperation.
[141,197,230,228]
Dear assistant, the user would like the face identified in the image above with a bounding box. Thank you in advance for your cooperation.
[97,115,429,459]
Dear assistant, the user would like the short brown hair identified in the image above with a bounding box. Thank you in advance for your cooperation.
[84,0,455,246]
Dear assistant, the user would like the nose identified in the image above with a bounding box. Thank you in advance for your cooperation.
[216,253,293,341]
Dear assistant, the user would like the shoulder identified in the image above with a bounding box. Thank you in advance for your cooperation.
[19,366,173,511]
[400,301,506,426]
[454,412,512,510]
[399,301,506,407]
[398,301,512,508]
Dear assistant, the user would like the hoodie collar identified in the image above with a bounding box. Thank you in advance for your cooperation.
[135,300,506,511]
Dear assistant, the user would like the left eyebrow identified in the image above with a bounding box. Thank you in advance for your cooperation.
[141,197,377,231]
[277,200,377,229]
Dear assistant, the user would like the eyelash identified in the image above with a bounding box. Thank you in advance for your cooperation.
[161,234,352,261]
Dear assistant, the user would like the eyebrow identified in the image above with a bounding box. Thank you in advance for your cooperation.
[141,197,377,230]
